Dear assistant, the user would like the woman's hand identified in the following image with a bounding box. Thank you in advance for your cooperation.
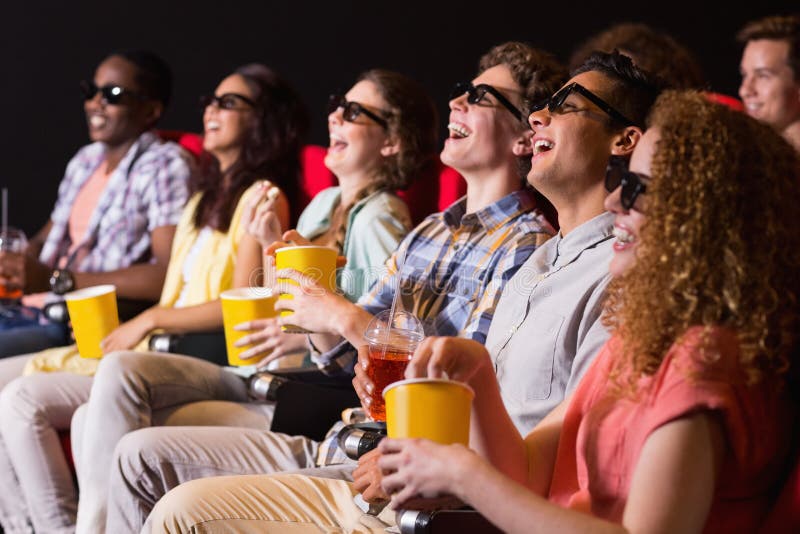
[242,183,283,250]
[263,230,312,257]
[273,268,351,335]
[233,317,308,368]
[379,438,475,509]
[352,345,375,412]
[406,336,493,382]
[101,308,158,353]
[352,447,390,504]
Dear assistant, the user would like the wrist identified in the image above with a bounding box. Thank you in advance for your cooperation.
[450,447,484,502]
[142,307,161,330]
[339,304,371,346]
[49,268,75,295]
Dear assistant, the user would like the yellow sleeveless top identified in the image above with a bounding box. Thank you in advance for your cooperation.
[23,182,265,376]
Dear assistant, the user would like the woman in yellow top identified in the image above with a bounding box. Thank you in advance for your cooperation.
[0,63,308,534]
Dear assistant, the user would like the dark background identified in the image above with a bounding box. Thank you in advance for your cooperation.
[1,0,796,236]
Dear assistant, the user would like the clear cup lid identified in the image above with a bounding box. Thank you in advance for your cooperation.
[363,309,424,348]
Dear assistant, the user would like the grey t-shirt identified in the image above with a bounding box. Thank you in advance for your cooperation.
[485,211,615,434]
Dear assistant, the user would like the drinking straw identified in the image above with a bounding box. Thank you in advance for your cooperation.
[381,247,408,357]
[1,188,7,239]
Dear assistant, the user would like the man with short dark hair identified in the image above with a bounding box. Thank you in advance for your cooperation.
[73,42,566,534]
[144,51,664,533]
[738,14,800,151]
[0,50,191,358]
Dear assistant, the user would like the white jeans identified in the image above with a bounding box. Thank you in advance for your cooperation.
[72,350,271,534]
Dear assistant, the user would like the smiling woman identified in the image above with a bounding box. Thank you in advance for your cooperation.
[0,62,311,534]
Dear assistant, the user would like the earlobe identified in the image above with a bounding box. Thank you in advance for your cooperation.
[380,139,401,157]
[147,102,164,126]
[611,126,643,157]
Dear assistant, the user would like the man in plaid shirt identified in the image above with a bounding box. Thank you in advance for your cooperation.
[94,42,567,533]
[0,50,190,357]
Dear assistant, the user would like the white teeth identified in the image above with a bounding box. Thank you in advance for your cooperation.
[533,139,554,155]
[613,226,635,244]
[89,115,106,129]
[329,133,346,143]
[447,122,471,138]
[206,120,220,131]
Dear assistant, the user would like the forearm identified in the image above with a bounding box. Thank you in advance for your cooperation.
[337,304,377,347]
[147,300,223,333]
[458,458,626,534]
[307,303,373,352]
[468,362,530,485]
[22,257,52,293]
[74,261,167,300]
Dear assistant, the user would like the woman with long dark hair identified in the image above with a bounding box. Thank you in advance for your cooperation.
[0,63,308,533]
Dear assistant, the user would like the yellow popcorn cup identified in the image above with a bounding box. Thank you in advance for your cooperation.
[64,285,119,359]
[384,378,474,445]
[274,245,337,333]
[220,287,278,366]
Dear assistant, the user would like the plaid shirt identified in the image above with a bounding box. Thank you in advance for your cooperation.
[312,188,554,374]
[313,188,554,466]
[39,131,191,272]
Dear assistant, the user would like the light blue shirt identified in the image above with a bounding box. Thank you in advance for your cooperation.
[297,187,412,302]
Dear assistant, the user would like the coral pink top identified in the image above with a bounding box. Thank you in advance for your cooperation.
[548,327,795,532]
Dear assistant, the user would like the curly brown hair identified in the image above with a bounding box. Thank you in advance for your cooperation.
[356,69,439,191]
[569,23,706,90]
[478,41,568,117]
[603,91,800,392]
[737,14,800,80]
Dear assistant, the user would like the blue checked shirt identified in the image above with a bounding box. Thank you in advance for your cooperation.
[39,131,191,272]
[313,188,554,466]
[311,188,554,375]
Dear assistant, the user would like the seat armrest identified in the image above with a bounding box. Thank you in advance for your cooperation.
[396,508,502,534]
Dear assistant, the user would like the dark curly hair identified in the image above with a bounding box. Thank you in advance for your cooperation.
[478,41,568,115]
[568,23,705,90]
[192,64,309,232]
[603,90,800,394]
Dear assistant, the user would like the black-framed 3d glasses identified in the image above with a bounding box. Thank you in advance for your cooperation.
[199,93,257,110]
[605,156,648,210]
[449,81,524,122]
[80,80,148,105]
[327,95,389,129]
[530,82,636,127]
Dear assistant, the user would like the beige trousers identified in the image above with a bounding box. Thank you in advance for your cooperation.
[145,474,396,534]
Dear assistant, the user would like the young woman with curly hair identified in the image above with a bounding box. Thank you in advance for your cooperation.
[363,90,800,533]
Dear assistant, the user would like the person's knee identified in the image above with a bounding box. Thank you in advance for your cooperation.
[92,351,146,400]
[146,479,209,531]
[113,428,165,475]
[0,376,39,422]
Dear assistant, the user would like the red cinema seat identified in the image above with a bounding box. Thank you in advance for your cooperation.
[704,92,745,112]
[155,129,205,159]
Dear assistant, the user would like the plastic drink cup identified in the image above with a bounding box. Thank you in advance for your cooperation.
[221,287,278,366]
[384,378,474,445]
[0,228,27,301]
[274,245,337,333]
[64,285,119,359]
[364,310,424,421]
